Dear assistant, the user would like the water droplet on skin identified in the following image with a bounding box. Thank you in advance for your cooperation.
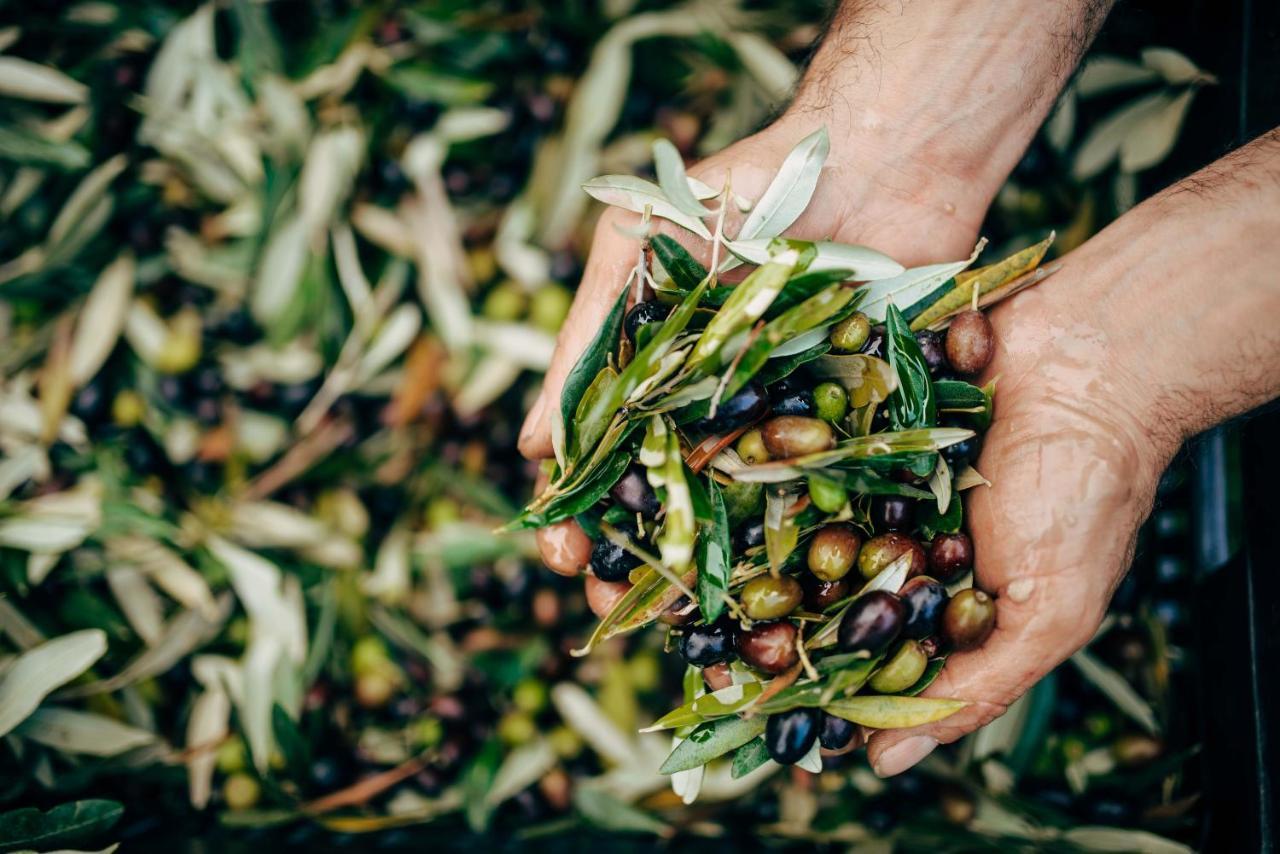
[1006,578,1035,603]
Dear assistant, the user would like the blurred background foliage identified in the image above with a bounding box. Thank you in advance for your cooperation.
[0,0,1221,850]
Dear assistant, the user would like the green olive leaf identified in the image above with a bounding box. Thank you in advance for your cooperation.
[814,466,934,499]
[754,341,831,388]
[642,680,764,731]
[582,174,712,239]
[0,799,123,852]
[917,482,964,539]
[688,253,798,369]
[731,736,772,778]
[652,138,713,217]
[650,234,708,292]
[823,695,968,728]
[562,282,629,459]
[659,714,768,774]
[696,475,732,623]
[935,379,987,411]
[885,303,936,429]
[506,450,630,530]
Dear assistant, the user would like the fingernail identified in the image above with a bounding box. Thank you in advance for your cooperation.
[873,736,937,777]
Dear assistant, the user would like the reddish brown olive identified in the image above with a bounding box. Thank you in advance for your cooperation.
[702,661,734,691]
[536,518,592,577]
[807,523,862,581]
[941,588,996,649]
[945,310,994,375]
[585,575,632,618]
[737,620,800,674]
[837,590,906,654]
[929,532,974,582]
[857,532,927,580]
[802,575,850,612]
[760,416,835,459]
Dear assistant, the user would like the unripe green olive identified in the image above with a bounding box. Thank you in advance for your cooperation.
[868,639,929,693]
[806,474,847,513]
[857,532,927,580]
[829,312,871,353]
[736,429,770,464]
[740,575,803,620]
[481,280,528,321]
[941,588,996,649]
[529,283,573,332]
[223,772,261,811]
[760,416,835,458]
[813,381,849,422]
[807,523,861,581]
[945,310,995,375]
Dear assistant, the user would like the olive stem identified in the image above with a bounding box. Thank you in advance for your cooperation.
[794,626,820,682]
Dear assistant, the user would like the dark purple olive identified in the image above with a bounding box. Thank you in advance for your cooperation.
[928,532,974,582]
[818,712,857,750]
[941,588,996,650]
[765,707,819,764]
[914,330,948,375]
[694,381,768,434]
[942,434,983,467]
[680,621,736,666]
[733,519,766,552]
[609,465,660,516]
[589,526,642,582]
[737,621,799,674]
[802,575,850,612]
[624,301,671,344]
[768,379,815,417]
[900,576,949,639]
[945,311,994,375]
[873,495,916,532]
[70,382,109,425]
[861,325,886,357]
[837,590,906,654]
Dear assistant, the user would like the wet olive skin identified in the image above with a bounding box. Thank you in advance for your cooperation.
[942,433,983,467]
[769,380,816,417]
[945,310,995,375]
[807,524,862,581]
[802,575,850,611]
[741,575,803,620]
[837,590,906,654]
[818,712,858,750]
[813,382,848,422]
[829,312,871,353]
[760,416,836,458]
[680,621,737,666]
[589,528,642,582]
[736,429,770,464]
[929,532,974,581]
[914,330,948,375]
[765,707,820,764]
[868,639,928,693]
[857,532,928,580]
[900,576,950,639]
[873,495,916,532]
[609,465,660,516]
[733,519,766,552]
[941,588,996,650]
[737,620,800,674]
[623,300,670,344]
[807,475,847,513]
[695,381,768,434]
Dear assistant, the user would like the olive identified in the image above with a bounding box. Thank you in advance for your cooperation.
[695,381,768,434]
[765,707,819,765]
[928,532,974,581]
[857,532,927,580]
[740,575,803,620]
[658,594,696,626]
[802,575,850,612]
[940,785,977,825]
[806,475,847,514]
[862,325,886,357]
[818,712,858,750]
[942,433,983,466]
[736,429,770,464]
[680,620,737,666]
[702,662,734,691]
[585,575,632,618]
[941,588,996,650]
[829,312,871,353]
[530,284,573,332]
[837,590,906,654]
[1112,733,1163,767]
[900,576,949,639]
[589,528,642,582]
[223,773,261,811]
[868,639,928,693]
[70,382,109,425]
[914,330,948,375]
[807,524,862,581]
[737,620,800,674]
[813,382,848,422]
[760,416,835,458]
[768,379,815,417]
[609,465,660,516]
[624,300,670,344]
[872,495,916,532]
[733,519,766,552]
[945,310,994,374]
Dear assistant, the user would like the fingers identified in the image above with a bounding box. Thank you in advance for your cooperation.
[518,209,642,461]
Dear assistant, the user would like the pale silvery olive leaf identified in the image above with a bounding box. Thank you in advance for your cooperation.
[859,240,984,323]
[769,326,830,359]
[653,138,712,217]
[583,174,712,239]
[0,56,89,103]
[1140,47,1206,85]
[1075,55,1160,98]
[17,707,156,756]
[728,238,904,281]
[735,126,829,241]
[0,629,106,737]
[659,714,768,774]
[1072,91,1173,180]
[1119,88,1197,173]
[657,430,696,570]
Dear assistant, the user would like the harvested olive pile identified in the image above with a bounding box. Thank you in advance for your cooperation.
[512,129,1056,783]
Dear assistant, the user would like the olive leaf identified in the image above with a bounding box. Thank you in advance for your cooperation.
[653,138,712,217]
[735,127,829,242]
[650,234,708,291]
[505,450,630,530]
[0,629,107,737]
[642,679,764,731]
[696,475,732,623]
[657,430,696,570]
[885,304,936,429]
[809,353,898,408]
[763,487,799,574]
[562,284,629,459]
[659,714,768,774]
[754,340,831,388]
[899,657,947,697]
[731,737,772,778]
[572,568,663,656]
[910,234,1054,331]
[823,695,968,728]
[728,238,903,280]
[582,174,712,239]
[766,268,858,318]
[688,252,798,369]
[0,799,122,852]
[858,240,985,323]
[935,379,987,411]
[814,466,934,499]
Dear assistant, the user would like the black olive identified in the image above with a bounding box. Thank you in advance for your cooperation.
[914,330,948,375]
[217,308,259,345]
[623,301,670,344]
[123,430,164,475]
[900,576,949,639]
[693,381,768,434]
[837,591,906,654]
[765,707,819,764]
[70,382,109,425]
[861,325,886,357]
[589,526,642,582]
[733,519,766,552]
[942,433,983,466]
[870,406,892,432]
[679,621,736,666]
[872,495,916,532]
[189,365,224,398]
[818,712,857,750]
[609,465,660,516]
[768,379,815,417]
[157,375,186,407]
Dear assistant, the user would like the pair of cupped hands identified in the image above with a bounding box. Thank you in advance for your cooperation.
[517,117,1173,778]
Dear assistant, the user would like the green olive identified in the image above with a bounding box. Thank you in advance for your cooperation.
[529,283,573,331]
[512,677,548,714]
[481,280,528,321]
[760,416,835,459]
[829,312,871,353]
[223,773,261,811]
[868,639,928,693]
[740,575,803,620]
[857,532,928,580]
[941,588,996,649]
[736,429,771,464]
[806,523,861,581]
[806,474,847,514]
[813,382,848,422]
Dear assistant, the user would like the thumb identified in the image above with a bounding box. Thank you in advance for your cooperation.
[865,577,1101,777]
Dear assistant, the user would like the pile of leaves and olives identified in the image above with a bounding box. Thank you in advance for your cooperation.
[0,1,1210,851]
